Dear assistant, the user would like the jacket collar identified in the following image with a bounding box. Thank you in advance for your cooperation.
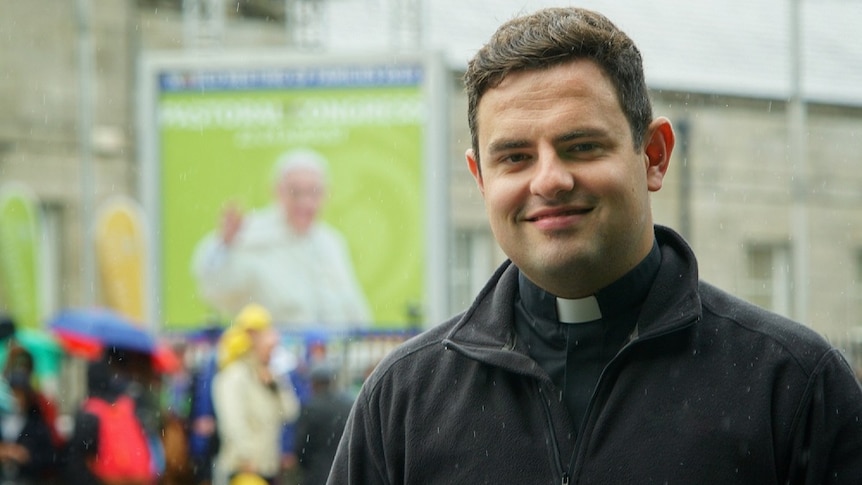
[444,226,701,365]
[638,225,702,338]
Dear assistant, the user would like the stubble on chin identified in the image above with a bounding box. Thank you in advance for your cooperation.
[514,236,599,296]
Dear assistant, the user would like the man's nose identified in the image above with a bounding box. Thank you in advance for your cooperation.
[530,150,574,199]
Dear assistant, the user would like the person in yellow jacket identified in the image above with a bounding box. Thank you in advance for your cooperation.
[212,304,300,485]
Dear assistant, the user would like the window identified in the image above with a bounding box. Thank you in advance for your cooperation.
[852,249,862,329]
[742,243,792,317]
[450,229,494,313]
[845,250,862,378]
[39,202,62,318]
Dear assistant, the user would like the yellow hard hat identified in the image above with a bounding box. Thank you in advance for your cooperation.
[235,303,273,331]
[229,472,269,485]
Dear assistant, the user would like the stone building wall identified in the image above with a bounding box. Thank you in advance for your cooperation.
[2,1,861,341]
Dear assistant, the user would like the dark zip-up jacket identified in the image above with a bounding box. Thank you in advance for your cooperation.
[329,226,862,484]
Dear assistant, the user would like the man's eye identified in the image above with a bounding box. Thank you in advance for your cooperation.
[504,153,530,163]
[569,143,598,153]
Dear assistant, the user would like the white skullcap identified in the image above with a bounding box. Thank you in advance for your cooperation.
[272,148,329,185]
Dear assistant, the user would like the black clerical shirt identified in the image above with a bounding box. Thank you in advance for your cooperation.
[513,240,661,433]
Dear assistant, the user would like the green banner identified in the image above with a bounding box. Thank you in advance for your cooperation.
[0,183,41,329]
[156,64,426,329]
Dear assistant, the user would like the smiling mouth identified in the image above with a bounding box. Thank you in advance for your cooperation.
[526,208,592,222]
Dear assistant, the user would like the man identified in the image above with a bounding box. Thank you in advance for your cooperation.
[295,362,354,485]
[0,370,58,484]
[191,148,371,329]
[328,7,862,484]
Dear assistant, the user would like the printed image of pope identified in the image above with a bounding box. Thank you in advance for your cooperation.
[191,148,372,330]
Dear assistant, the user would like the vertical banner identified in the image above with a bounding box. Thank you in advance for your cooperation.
[95,196,147,324]
[142,54,445,330]
[0,183,42,329]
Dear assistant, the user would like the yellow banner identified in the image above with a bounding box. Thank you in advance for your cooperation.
[95,196,147,324]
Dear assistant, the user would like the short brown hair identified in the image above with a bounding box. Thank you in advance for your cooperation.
[464,7,653,161]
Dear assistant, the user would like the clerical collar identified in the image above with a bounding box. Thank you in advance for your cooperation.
[556,296,601,324]
[518,239,662,324]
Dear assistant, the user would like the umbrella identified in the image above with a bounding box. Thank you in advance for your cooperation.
[152,340,182,374]
[50,308,155,352]
[0,327,64,384]
[48,308,179,373]
[9,328,64,379]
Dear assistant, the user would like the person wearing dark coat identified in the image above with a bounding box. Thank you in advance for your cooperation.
[295,364,353,485]
[331,227,862,483]
[0,370,60,484]
[327,7,862,484]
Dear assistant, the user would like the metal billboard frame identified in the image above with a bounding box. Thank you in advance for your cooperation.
[137,49,450,331]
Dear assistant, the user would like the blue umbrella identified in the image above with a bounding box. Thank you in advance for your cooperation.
[49,308,156,356]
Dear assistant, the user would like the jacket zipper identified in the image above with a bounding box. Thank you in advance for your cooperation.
[537,382,570,485]
[569,319,698,479]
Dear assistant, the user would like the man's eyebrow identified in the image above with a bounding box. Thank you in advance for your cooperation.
[554,129,606,143]
[487,129,609,154]
[487,138,531,155]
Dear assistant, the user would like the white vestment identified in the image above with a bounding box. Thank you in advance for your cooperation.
[191,206,371,329]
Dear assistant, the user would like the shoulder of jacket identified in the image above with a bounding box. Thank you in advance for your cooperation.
[359,318,461,396]
[698,280,834,374]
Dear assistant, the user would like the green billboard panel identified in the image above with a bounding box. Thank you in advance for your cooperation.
[145,58,443,330]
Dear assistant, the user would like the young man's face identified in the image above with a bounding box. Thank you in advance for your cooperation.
[466,59,670,298]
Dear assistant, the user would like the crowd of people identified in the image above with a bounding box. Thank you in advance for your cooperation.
[0,308,358,485]
[0,315,65,485]
[0,312,180,484]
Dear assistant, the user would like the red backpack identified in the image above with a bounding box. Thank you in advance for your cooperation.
[83,395,155,484]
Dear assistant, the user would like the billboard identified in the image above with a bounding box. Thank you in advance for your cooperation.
[139,51,449,330]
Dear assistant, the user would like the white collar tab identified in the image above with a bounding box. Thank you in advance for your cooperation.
[556,296,601,324]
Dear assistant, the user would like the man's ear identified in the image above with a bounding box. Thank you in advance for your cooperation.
[466,148,485,196]
[643,117,675,192]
